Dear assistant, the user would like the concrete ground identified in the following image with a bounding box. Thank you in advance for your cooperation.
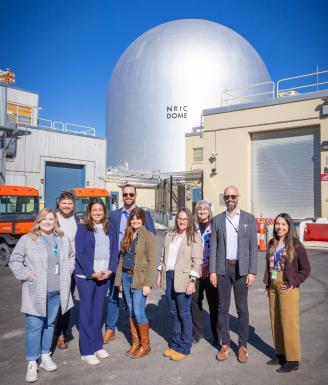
[0,234,327,385]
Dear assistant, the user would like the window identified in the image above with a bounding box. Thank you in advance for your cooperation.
[193,147,203,162]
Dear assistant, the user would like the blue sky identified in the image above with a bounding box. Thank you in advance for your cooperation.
[2,0,328,137]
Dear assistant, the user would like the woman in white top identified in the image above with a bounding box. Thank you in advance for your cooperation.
[157,207,203,361]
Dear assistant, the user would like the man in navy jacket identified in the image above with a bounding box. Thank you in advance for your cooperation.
[104,184,156,343]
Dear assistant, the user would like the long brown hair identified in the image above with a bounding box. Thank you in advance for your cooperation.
[120,207,146,253]
[268,213,298,263]
[31,208,63,240]
[84,198,109,234]
[175,207,196,245]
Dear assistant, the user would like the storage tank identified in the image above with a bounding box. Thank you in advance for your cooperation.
[107,19,271,172]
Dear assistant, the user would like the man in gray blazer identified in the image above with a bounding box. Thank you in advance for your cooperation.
[209,185,258,364]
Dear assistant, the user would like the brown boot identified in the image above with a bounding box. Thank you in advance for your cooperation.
[103,328,115,344]
[56,335,68,350]
[131,323,150,359]
[125,318,140,357]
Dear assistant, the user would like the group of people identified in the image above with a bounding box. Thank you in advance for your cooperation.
[8,184,311,383]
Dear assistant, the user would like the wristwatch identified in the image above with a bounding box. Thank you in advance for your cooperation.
[189,277,196,283]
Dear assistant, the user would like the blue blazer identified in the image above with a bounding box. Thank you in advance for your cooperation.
[109,207,156,245]
[75,222,119,278]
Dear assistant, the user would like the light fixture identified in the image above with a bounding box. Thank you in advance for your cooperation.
[209,152,218,163]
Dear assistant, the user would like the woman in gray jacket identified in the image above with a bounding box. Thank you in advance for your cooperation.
[9,208,74,383]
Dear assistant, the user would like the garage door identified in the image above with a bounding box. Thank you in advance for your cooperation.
[45,162,85,208]
[251,127,321,219]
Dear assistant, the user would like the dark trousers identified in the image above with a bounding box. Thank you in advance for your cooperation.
[55,274,75,339]
[76,276,109,356]
[191,277,218,341]
[218,263,249,347]
[165,271,192,355]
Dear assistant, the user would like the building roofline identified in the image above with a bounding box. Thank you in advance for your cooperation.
[30,125,107,141]
[202,90,328,116]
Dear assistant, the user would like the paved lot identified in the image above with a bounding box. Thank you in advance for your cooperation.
[0,235,327,385]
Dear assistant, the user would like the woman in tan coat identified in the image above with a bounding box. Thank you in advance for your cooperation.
[157,207,203,361]
[115,207,156,359]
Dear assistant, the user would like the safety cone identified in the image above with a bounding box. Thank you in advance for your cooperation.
[259,214,266,251]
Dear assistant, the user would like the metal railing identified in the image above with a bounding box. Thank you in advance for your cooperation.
[220,69,328,107]
[277,69,328,97]
[144,208,176,229]
[221,81,275,106]
[38,118,96,136]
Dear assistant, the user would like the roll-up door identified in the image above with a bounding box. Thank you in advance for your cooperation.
[45,162,85,208]
[251,127,321,219]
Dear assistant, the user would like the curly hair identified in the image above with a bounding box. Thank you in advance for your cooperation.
[120,207,146,253]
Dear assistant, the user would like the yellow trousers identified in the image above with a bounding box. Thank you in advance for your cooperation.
[268,271,301,361]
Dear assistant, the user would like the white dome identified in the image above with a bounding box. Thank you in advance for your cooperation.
[106,19,270,172]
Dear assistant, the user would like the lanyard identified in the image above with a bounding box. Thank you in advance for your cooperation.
[42,234,59,258]
[274,243,285,267]
[226,215,239,233]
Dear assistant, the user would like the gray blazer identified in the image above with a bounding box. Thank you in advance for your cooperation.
[9,233,75,317]
[209,210,258,276]
[159,232,203,293]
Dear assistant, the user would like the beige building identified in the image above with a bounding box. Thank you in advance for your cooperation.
[186,91,328,219]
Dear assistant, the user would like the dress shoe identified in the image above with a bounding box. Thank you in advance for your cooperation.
[277,361,299,373]
[163,348,176,358]
[216,344,230,361]
[170,352,190,361]
[103,328,115,344]
[267,354,286,366]
[237,346,249,363]
[56,335,68,350]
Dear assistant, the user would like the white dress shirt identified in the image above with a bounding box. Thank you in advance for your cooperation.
[225,208,240,260]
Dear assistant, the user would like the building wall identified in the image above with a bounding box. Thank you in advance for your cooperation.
[5,127,107,206]
[186,93,328,217]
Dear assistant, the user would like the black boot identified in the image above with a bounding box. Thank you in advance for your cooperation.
[267,354,286,366]
[277,361,299,373]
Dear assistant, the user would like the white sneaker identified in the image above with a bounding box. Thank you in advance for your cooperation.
[95,349,109,359]
[26,361,38,383]
[39,353,57,371]
[81,355,100,365]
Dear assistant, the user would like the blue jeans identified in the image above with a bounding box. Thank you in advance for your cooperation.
[121,271,148,324]
[105,273,119,331]
[165,271,192,355]
[25,291,61,361]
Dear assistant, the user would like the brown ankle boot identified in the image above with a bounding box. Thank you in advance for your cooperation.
[125,318,140,356]
[131,323,150,359]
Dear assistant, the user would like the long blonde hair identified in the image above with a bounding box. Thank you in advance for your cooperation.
[31,208,63,240]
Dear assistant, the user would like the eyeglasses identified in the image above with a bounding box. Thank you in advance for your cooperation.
[123,193,135,198]
[224,195,238,200]
[177,217,188,222]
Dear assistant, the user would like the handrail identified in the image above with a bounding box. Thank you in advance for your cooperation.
[221,81,275,106]
[277,69,328,97]
[37,118,96,136]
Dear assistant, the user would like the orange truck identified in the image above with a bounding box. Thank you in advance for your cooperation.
[0,186,39,266]
[72,188,110,219]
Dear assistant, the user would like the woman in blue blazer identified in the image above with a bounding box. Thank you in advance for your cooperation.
[75,198,118,365]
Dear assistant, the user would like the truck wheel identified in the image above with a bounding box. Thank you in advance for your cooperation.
[0,243,11,267]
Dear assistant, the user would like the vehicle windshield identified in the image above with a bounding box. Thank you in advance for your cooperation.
[75,196,109,214]
[0,196,39,214]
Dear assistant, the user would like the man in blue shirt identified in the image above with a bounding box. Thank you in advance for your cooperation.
[104,184,156,343]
